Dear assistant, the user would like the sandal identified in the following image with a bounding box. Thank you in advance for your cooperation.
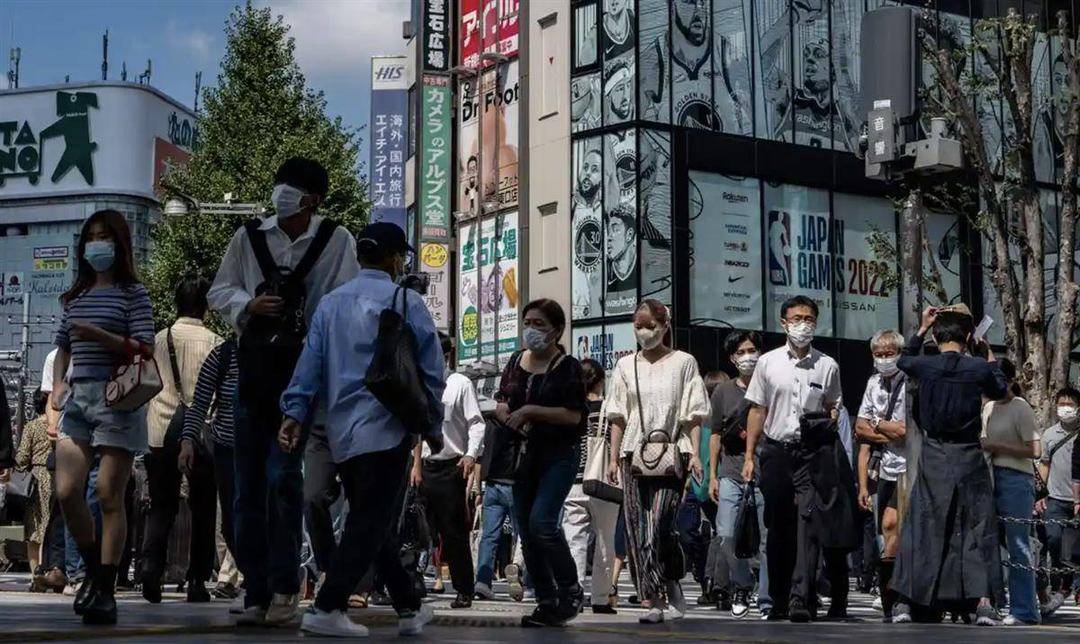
[348,594,368,609]
[608,585,619,608]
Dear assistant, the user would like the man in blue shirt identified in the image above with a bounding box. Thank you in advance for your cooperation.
[278,223,446,638]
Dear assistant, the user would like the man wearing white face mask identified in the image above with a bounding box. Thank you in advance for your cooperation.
[208,158,359,627]
[1037,386,1080,615]
[854,329,907,623]
[742,295,850,623]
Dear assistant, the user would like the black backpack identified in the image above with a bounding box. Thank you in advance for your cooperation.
[242,217,338,348]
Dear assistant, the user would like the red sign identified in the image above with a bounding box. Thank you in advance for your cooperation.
[459,0,519,68]
[153,138,191,197]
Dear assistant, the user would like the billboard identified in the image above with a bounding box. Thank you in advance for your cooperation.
[420,74,452,241]
[457,60,519,215]
[420,242,451,331]
[369,56,409,229]
[423,0,451,72]
[571,321,636,376]
[460,0,520,68]
[457,211,520,365]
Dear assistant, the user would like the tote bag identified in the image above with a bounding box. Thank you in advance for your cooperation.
[582,398,622,503]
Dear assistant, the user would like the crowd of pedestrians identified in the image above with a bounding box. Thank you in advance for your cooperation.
[4,156,1078,636]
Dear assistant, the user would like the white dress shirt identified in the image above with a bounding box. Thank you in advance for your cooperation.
[425,371,486,461]
[207,214,359,335]
[857,373,908,481]
[744,345,842,443]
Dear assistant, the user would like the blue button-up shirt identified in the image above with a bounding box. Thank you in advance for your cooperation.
[280,268,446,463]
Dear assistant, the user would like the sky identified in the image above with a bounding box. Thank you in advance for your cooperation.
[0,0,412,169]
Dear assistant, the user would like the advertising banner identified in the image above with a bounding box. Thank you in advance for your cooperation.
[457,211,520,365]
[460,0,520,68]
[571,137,603,320]
[833,193,900,340]
[420,242,451,331]
[571,321,635,376]
[420,75,452,241]
[764,183,833,335]
[369,56,409,229]
[423,0,451,71]
[457,60,519,215]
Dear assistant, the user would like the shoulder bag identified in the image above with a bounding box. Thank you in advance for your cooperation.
[1035,427,1079,501]
[162,327,189,450]
[733,481,761,559]
[583,398,623,503]
[105,301,163,412]
[629,353,685,479]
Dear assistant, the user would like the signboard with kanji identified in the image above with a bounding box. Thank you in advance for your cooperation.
[423,0,451,72]
[369,56,409,229]
[456,211,519,365]
[421,75,452,241]
[459,0,519,69]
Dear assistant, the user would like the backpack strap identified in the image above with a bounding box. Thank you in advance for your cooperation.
[291,219,340,284]
[244,219,279,282]
[166,327,185,404]
[215,340,235,394]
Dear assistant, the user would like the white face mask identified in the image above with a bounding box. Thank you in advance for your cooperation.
[1058,405,1079,425]
[523,327,553,353]
[271,184,307,219]
[735,353,759,376]
[874,356,900,377]
[635,326,665,350]
[785,321,815,348]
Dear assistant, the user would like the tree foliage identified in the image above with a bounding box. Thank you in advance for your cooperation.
[146,1,368,329]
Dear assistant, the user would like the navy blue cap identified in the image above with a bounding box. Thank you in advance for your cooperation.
[357,222,414,255]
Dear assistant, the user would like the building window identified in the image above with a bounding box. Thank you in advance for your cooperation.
[541,13,560,117]
[602,0,636,126]
[573,3,599,71]
[689,171,762,330]
[571,72,602,133]
[538,201,560,272]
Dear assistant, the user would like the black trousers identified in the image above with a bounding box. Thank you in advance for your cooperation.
[313,437,421,614]
[141,442,217,583]
[759,439,849,613]
[212,442,236,556]
[303,429,340,573]
[421,457,475,596]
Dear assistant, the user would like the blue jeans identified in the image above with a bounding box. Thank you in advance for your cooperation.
[64,462,102,580]
[477,483,515,587]
[716,478,770,606]
[513,445,580,605]
[994,466,1040,623]
[1044,498,1077,593]
[233,393,307,608]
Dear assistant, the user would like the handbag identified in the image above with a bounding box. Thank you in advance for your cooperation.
[6,470,35,500]
[629,353,685,479]
[583,399,623,503]
[733,481,761,559]
[162,328,188,450]
[364,286,438,436]
[105,338,163,412]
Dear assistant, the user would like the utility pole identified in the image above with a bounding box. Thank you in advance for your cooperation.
[900,189,924,337]
[7,46,19,89]
[194,71,202,114]
[101,29,108,81]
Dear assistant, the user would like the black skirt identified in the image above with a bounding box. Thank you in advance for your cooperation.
[890,436,1001,606]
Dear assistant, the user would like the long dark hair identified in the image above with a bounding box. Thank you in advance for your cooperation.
[581,358,605,394]
[61,209,139,306]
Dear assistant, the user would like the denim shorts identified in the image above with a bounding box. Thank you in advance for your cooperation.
[59,380,148,454]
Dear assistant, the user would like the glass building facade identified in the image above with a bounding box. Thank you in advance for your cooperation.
[569,0,1080,408]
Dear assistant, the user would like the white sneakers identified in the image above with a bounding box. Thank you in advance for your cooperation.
[234,605,268,626]
[505,564,524,602]
[301,607,370,638]
[398,603,435,636]
[265,593,301,626]
[474,582,495,601]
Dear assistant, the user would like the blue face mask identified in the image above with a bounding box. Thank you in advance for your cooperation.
[84,240,115,273]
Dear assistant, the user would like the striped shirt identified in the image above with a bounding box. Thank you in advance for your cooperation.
[182,340,238,447]
[55,284,155,381]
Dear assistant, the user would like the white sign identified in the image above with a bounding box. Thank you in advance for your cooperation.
[457,211,520,365]
[833,193,900,340]
[571,321,635,376]
[371,56,409,91]
[0,83,195,201]
[419,242,451,332]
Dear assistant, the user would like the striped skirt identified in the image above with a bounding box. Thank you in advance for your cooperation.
[620,458,686,603]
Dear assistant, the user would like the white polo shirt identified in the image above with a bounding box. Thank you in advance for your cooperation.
[744,344,842,442]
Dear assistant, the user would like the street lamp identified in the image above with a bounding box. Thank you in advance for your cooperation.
[161,190,266,217]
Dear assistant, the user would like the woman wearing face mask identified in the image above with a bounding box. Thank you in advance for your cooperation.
[494,299,588,627]
[50,209,155,625]
[605,299,710,624]
[707,331,769,618]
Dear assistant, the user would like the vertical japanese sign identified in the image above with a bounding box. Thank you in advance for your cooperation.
[457,211,520,365]
[423,0,451,72]
[420,75,452,241]
[420,242,451,331]
[460,0,520,68]
[369,56,409,229]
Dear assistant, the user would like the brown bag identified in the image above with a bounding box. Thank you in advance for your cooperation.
[628,353,684,479]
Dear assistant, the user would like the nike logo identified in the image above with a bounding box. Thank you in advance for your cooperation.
[728,276,745,283]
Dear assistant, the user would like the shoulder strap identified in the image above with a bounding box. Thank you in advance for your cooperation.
[633,353,648,439]
[244,219,278,281]
[166,327,184,402]
[882,373,907,422]
[291,219,339,284]
[214,340,234,393]
[1047,427,1080,463]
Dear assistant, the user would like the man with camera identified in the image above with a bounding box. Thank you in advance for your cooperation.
[854,329,907,622]
[742,296,853,623]
[208,158,358,626]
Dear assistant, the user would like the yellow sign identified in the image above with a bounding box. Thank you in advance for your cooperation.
[421,243,449,269]
[34,257,68,271]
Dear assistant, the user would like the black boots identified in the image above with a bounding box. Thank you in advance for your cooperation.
[72,547,100,616]
[81,564,118,625]
[187,581,211,603]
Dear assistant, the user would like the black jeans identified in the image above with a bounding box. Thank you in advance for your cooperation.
[303,429,340,573]
[212,441,236,556]
[759,438,849,613]
[421,457,475,596]
[314,437,420,615]
[141,442,217,583]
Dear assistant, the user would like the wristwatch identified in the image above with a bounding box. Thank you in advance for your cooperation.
[870,417,882,433]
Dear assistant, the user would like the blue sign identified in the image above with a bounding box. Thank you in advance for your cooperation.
[369,56,409,230]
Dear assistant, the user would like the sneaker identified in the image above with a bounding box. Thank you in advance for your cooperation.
[731,591,750,619]
[63,583,78,597]
[301,606,369,638]
[975,604,1001,626]
[627,594,640,606]
[825,605,849,621]
[892,602,912,624]
[229,590,247,615]
[873,596,883,612]
[557,585,585,623]
[667,604,685,621]
[766,607,790,621]
[212,582,239,600]
[1002,614,1039,626]
[523,588,536,601]
[666,581,687,616]
[399,603,434,636]
[235,605,268,626]
[716,590,732,612]
[591,604,617,614]
[474,582,495,601]
[789,597,812,623]
[451,593,473,609]
[521,603,561,628]
[639,607,664,624]
[1041,592,1065,618]
[187,581,211,603]
[265,593,301,626]
[505,564,524,602]
[370,591,393,606]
